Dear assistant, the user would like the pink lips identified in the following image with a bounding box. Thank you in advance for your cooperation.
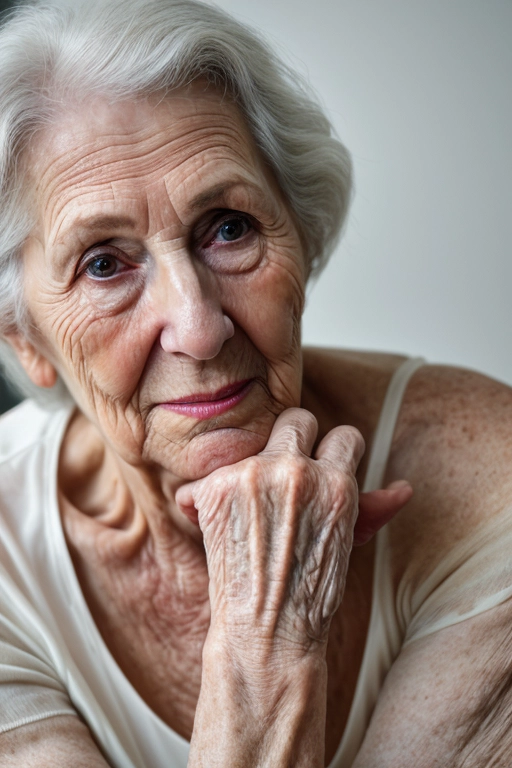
[160,379,254,420]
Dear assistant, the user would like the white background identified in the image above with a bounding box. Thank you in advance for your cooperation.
[211,0,512,384]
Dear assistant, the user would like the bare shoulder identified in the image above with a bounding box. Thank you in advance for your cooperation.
[302,350,512,573]
[387,364,512,576]
[301,346,407,446]
[353,365,512,765]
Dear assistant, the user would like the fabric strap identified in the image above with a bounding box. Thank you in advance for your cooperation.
[363,357,425,493]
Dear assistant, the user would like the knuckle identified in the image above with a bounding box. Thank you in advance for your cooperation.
[335,471,351,495]
[277,453,309,483]
[342,425,365,452]
[341,473,359,505]
[297,408,318,432]
[331,425,365,465]
[323,469,357,514]
[237,455,264,489]
[276,408,318,450]
[286,406,317,427]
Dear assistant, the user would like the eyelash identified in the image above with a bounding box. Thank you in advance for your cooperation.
[197,211,256,251]
[78,210,258,282]
[80,245,132,281]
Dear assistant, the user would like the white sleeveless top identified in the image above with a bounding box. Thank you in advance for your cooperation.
[1,358,512,767]
[331,357,425,766]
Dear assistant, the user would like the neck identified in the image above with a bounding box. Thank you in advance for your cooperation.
[59,409,212,738]
[59,407,204,550]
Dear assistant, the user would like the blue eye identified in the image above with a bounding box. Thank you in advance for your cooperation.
[214,216,250,243]
[195,212,261,274]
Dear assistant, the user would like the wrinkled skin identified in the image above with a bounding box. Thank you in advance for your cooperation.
[177,410,364,652]
[18,84,306,484]
[8,84,411,766]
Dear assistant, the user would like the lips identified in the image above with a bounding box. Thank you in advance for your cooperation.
[160,379,254,420]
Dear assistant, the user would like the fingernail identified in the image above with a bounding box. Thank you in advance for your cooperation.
[387,479,411,491]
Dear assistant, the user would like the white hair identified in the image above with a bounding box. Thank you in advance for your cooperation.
[0,0,352,403]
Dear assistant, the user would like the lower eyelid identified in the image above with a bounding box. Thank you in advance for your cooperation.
[203,238,263,274]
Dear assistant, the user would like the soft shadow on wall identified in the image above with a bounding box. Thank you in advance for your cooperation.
[0,0,22,413]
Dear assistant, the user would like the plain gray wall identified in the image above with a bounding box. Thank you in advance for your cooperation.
[212,0,512,385]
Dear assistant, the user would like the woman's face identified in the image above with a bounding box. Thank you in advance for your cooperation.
[20,85,306,480]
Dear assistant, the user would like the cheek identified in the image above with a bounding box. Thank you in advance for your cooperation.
[35,285,155,409]
[226,260,304,357]
[46,298,154,463]
[220,253,305,402]
[73,312,152,400]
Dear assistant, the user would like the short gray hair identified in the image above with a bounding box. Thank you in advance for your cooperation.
[0,0,352,403]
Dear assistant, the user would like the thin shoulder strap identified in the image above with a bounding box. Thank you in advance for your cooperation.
[363,357,425,492]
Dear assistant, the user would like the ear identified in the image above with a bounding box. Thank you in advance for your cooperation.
[5,333,58,389]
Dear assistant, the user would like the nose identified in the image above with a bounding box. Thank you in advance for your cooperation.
[157,260,235,360]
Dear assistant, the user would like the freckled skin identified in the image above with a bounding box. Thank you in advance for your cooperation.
[19,86,365,756]
[11,83,512,768]
[15,86,406,764]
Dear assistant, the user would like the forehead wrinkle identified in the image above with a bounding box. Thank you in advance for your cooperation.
[45,184,118,250]
[31,93,268,255]
[166,157,279,225]
[41,128,248,246]
[167,117,253,161]
[142,177,182,239]
[39,110,249,199]
[34,129,187,238]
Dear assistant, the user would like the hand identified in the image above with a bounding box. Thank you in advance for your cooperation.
[355,480,413,546]
[176,408,411,654]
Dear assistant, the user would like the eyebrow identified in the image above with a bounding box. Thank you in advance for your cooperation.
[187,180,264,213]
[56,178,270,252]
[66,214,137,237]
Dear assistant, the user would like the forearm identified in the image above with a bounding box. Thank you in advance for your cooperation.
[179,411,402,767]
[188,633,328,768]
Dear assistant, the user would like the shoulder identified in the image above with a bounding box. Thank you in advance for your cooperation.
[0,398,73,551]
[0,399,61,461]
[387,364,512,579]
[354,366,512,765]
[301,346,407,458]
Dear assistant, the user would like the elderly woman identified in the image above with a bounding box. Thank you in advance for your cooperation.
[0,0,511,766]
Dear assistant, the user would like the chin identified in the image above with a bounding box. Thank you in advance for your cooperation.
[173,426,269,481]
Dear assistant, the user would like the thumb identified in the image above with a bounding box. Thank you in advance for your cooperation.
[353,480,413,546]
[175,482,200,526]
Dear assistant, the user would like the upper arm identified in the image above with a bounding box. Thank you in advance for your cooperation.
[353,600,512,767]
[356,366,512,766]
[0,581,110,767]
[387,364,512,585]
[0,715,110,768]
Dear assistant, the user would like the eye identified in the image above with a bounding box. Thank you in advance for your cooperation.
[87,255,120,278]
[194,211,262,274]
[80,245,132,281]
[212,215,250,243]
[204,212,254,248]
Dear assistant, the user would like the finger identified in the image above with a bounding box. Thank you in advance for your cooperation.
[175,482,200,526]
[263,407,318,457]
[353,480,413,546]
[314,425,365,475]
